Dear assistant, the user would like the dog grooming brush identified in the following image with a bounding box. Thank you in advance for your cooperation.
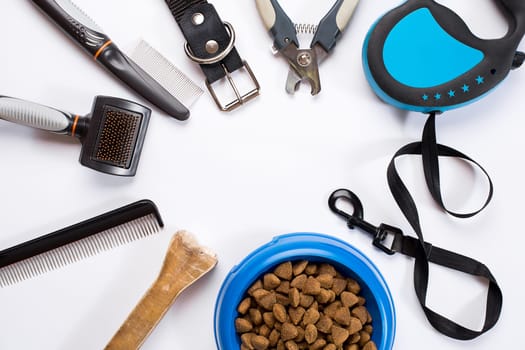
[363,0,525,113]
[0,200,164,288]
[0,95,150,176]
[31,0,190,121]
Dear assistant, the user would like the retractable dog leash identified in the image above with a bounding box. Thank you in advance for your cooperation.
[331,0,525,340]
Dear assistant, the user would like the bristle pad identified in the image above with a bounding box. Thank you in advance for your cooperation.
[93,107,142,169]
[0,214,161,288]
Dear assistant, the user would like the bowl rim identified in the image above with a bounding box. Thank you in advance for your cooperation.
[214,232,396,350]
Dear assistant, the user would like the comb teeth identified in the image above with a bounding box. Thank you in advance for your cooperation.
[129,40,203,108]
[94,107,142,169]
[0,214,161,288]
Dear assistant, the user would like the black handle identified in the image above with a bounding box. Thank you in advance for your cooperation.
[32,0,110,56]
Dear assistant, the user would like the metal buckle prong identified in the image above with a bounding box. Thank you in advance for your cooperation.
[206,61,260,112]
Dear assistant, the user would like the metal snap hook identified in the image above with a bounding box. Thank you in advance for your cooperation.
[328,189,364,228]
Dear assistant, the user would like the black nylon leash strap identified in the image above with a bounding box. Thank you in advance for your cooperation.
[387,112,502,340]
[164,0,244,84]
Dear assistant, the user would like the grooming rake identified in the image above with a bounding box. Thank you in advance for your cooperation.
[0,95,150,176]
[0,200,163,287]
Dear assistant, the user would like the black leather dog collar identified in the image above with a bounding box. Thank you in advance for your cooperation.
[165,0,260,111]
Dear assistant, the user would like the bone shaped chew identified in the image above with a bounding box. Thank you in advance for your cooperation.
[105,231,218,349]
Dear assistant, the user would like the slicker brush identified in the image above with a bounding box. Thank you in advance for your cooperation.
[0,95,150,176]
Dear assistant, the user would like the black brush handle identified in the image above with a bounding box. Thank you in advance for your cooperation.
[0,200,164,269]
[31,0,190,120]
[0,95,86,137]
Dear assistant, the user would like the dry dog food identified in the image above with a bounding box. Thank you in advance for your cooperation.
[235,261,378,350]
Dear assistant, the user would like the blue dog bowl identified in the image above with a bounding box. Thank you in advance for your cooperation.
[214,232,396,349]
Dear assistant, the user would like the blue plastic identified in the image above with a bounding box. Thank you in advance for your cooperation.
[383,8,484,88]
[362,12,491,113]
[214,233,396,350]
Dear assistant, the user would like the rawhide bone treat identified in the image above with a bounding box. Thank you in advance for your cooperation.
[235,261,377,350]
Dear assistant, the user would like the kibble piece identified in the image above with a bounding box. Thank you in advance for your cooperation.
[323,301,342,318]
[303,277,322,296]
[347,317,363,335]
[248,280,263,296]
[269,329,280,347]
[352,306,368,325]
[315,315,333,333]
[241,344,251,350]
[275,262,293,280]
[331,325,350,346]
[364,324,373,334]
[291,274,307,290]
[309,338,327,350]
[289,307,305,325]
[277,281,291,294]
[238,297,252,315]
[316,288,332,304]
[316,274,334,289]
[318,264,337,277]
[254,290,277,310]
[304,263,318,275]
[292,261,308,276]
[302,306,320,325]
[273,303,288,323]
[263,312,275,328]
[235,318,253,333]
[249,308,263,326]
[334,307,351,326]
[344,345,359,350]
[299,294,314,308]
[340,291,359,308]
[366,310,373,324]
[348,332,360,344]
[277,340,285,350]
[289,288,301,308]
[324,344,337,350]
[281,322,299,341]
[285,340,299,350]
[264,273,282,290]
[295,326,305,342]
[332,278,347,296]
[304,324,317,344]
[252,335,270,350]
[276,293,291,306]
[346,279,361,294]
[259,324,271,337]
[358,330,371,346]
[362,341,378,350]
[357,296,366,307]
[241,333,256,349]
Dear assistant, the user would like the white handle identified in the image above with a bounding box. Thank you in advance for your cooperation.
[0,97,71,132]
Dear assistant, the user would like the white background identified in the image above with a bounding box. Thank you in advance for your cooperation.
[0,0,523,349]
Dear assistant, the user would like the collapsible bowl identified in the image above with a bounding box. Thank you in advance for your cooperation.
[214,232,396,349]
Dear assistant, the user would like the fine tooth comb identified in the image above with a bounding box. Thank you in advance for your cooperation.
[0,95,150,176]
[105,231,218,349]
[31,0,190,120]
[0,200,164,288]
[129,40,204,109]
